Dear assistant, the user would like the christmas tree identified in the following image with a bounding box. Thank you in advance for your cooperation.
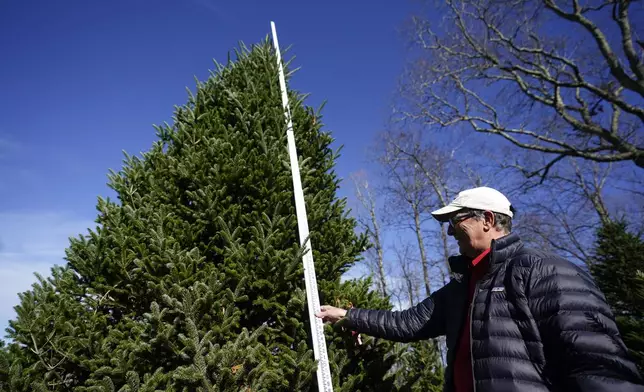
[590,220,644,373]
[1,39,402,391]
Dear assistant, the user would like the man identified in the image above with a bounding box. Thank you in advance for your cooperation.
[316,186,643,391]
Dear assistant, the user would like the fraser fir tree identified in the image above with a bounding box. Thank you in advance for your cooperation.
[590,220,644,373]
[2,40,402,391]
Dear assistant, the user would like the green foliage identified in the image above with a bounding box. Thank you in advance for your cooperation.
[0,39,434,391]
[384,340,444,392]
[590,220,644,372]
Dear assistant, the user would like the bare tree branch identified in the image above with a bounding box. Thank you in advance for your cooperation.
[399,0,644,170]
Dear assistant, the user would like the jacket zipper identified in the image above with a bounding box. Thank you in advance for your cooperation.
[470,281,480,392]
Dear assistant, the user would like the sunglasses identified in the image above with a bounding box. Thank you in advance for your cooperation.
[448,211,477,227]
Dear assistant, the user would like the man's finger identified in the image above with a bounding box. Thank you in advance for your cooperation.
[315,306,327,318]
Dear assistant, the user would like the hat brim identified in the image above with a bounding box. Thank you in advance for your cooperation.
[431,204,464,222]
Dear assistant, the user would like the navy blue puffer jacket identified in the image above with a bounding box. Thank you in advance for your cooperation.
[345,233,643,391]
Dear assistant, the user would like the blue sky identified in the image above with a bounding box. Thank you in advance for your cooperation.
[0,1,415,335]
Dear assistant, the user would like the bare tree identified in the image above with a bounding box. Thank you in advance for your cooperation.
[379,128,485,282]
[351,171,389,297]
[399,0,644,173]
[515,185,601,263]
[392,241,423,308]
[509,156,643,264]
[379,132,436,296]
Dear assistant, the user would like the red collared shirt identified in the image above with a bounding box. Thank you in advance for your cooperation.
[453,248,491,392]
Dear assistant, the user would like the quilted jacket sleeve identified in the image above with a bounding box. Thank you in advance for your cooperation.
[527,255,644,391]
[343,282,449,343]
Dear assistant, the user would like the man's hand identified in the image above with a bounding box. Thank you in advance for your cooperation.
[315,305,347,324]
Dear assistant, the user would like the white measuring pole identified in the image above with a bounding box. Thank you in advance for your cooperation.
[270,21,334,392]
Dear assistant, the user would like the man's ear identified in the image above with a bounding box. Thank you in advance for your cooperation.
[484,211,496,230]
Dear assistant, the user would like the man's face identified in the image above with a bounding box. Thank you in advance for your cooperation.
[447,210,488,258]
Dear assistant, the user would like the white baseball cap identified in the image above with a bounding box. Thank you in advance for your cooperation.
[431,187,514,221]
